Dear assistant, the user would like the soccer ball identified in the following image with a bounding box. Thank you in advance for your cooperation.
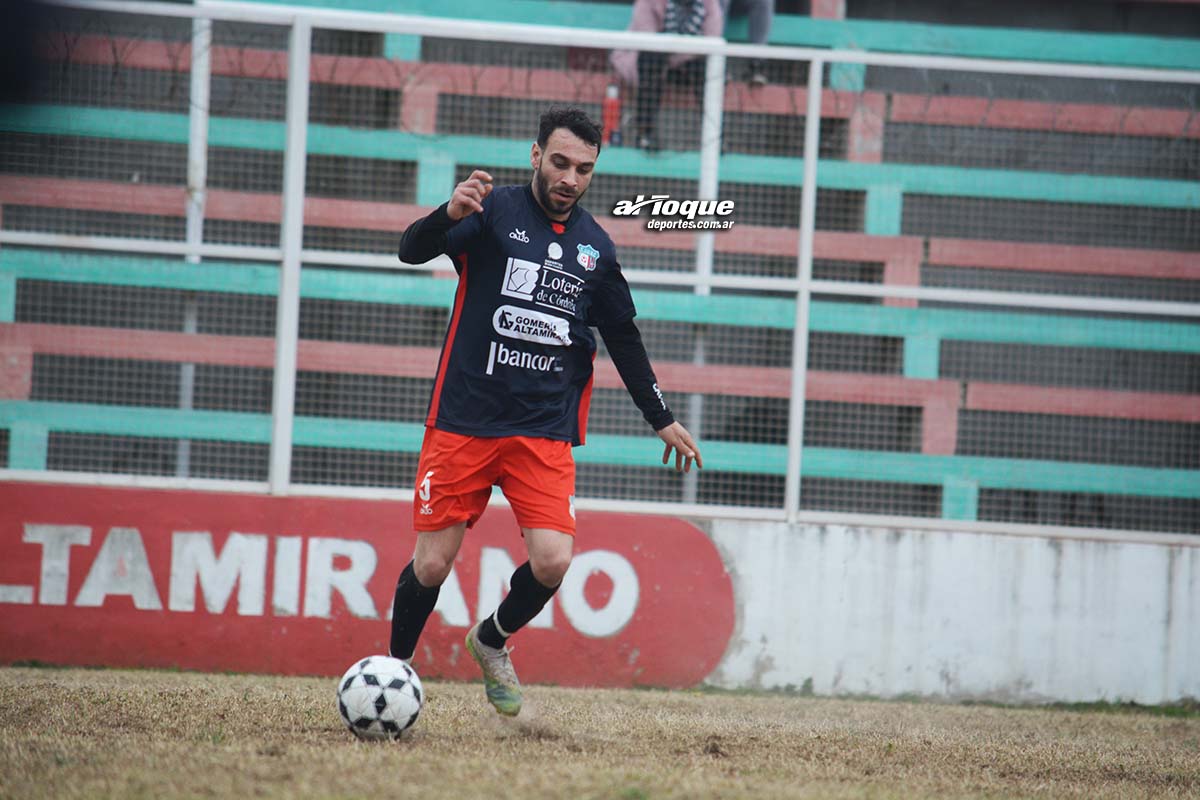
[336,655,424,740]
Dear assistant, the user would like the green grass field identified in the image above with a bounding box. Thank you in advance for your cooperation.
[1,666,1197,799]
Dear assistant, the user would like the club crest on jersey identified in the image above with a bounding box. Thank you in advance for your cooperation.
[577,243,600,271]
[509,228,529,243]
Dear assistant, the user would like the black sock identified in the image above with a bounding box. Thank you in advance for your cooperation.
[478,561,560,648]
[389,561,441,660]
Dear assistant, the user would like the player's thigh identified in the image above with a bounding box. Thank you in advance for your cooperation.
[412,522,467,586]
[522,527,574,587]
[497,436,576,536]
[413,428,498,532]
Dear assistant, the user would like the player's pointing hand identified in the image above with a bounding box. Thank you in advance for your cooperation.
[657,421,703,473]
[448,169,494,220]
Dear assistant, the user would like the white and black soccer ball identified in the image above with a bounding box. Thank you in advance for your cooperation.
[336,655,424,740]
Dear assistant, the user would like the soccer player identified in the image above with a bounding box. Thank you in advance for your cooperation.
[389,106,702,717]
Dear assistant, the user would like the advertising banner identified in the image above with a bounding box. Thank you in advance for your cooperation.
[0,483,734,687]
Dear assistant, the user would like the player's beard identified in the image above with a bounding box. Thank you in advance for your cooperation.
[534,162,585,219]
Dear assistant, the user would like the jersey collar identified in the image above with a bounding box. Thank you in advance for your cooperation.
[524,182,580,234]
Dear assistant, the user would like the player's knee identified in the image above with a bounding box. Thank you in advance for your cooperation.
[412,551,454,587]
[530,552,572,587]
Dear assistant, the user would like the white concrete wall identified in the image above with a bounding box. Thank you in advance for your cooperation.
[708,521,1200,704]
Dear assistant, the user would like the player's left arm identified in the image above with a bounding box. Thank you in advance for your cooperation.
[597,318,703,473]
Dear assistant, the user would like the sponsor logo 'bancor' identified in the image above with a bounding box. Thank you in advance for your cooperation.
[485,341,562,375]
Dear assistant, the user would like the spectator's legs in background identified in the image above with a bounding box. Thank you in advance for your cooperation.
[723,0,771,85]
[635,50,668,151]
[678,58,708,143]
[746,0,773,46]
[746,0,772,83]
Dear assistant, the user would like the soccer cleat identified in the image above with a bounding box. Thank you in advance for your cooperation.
[465,621,522,716]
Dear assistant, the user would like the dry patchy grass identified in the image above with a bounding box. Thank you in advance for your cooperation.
[0,666,1197,799]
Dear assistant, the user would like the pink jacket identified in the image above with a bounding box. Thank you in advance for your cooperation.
[609,0,725,88]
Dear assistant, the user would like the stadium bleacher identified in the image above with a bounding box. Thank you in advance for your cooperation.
[0,0,1196,531]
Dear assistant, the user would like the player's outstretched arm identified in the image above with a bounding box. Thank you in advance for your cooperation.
[597,317,697,470]
[657,421,702,473]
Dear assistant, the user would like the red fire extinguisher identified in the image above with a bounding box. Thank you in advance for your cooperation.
[602,82,622,147]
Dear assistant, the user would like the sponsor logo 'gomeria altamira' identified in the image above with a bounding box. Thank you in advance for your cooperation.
[492,305,572,346]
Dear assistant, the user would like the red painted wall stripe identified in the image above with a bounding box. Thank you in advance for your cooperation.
[6,322,1195,431]
[0,177,187,217]
[0,345,33,400]
[890,95,1200,140]
[848,92,886,163]
[28,175,1188,282]
[37,34,874,119]
[12,176,1195,283]
[966,383,1200,423]
[37,33,1196,137]
[1,175,928,263]
[810,0,847,18]
[882,250,921,308]
[0,321,937,401]
[929,237,1200,281]
[0,176,428,233]
[0,323,440,378]
[0,320,959,455]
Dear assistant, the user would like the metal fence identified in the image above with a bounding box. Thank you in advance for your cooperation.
[1,0,1198,533]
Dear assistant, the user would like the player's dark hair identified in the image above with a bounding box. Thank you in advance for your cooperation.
[537,105,602,155]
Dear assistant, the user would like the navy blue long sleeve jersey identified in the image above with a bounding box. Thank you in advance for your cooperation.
[399,184,673,446]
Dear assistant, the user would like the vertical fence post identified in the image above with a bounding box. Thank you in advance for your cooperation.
[0,274,14,323]
[684,50,725,503]
[784,58,824,522]
[179,16,211,478]
[269,16,311,495]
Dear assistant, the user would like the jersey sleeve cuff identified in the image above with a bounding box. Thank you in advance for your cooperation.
[647,409,675,430]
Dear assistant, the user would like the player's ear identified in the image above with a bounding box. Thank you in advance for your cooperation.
[530,142,541,170]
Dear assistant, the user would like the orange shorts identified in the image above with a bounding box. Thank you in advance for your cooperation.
[412,427,576,535]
